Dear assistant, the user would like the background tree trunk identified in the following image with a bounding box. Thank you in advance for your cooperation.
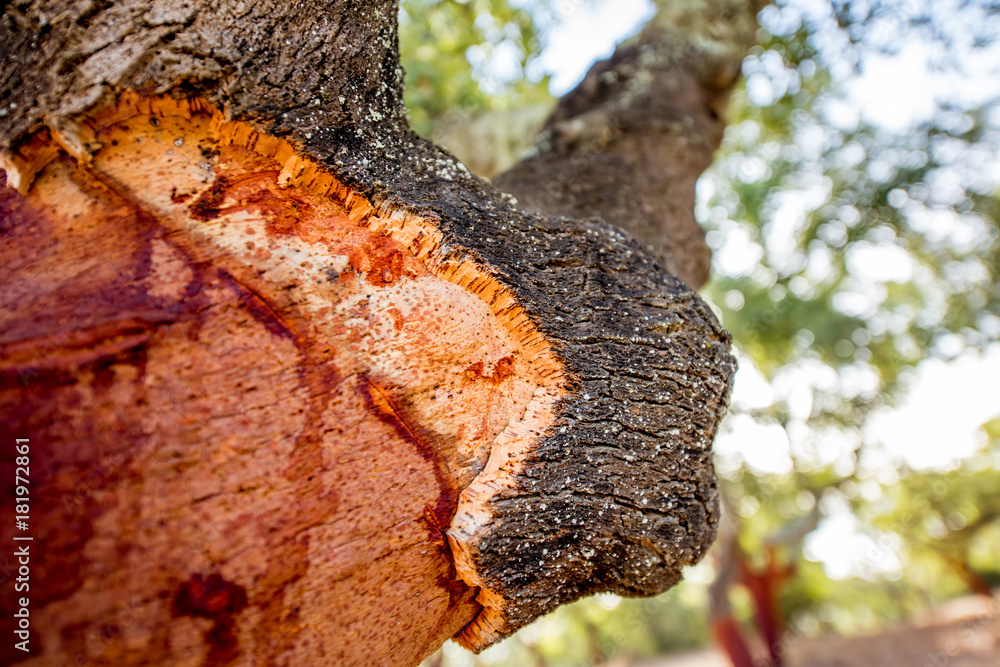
[494,0,769,289]
[0,1,746,665]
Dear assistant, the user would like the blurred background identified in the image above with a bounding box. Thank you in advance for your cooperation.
[400,1,1000,665]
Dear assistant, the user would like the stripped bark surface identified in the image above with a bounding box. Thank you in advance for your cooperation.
[1,1,742,664]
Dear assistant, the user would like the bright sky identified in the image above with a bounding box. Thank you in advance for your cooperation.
[533,0,1000,580]
[537,0,654,95]
[866,345,1000,470]
[848,39,1000,131]
[848,42,940,131]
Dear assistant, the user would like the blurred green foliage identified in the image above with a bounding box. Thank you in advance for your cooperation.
[402,1,1000,665]
[705,13,1000,390]
[873,417,1000,592]
[400,0,554,136]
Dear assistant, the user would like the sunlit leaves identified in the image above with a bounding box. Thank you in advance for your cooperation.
[704,1,1000,405]
[399,0,553,135]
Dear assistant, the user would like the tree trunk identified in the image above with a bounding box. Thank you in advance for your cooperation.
[0,2,742,665]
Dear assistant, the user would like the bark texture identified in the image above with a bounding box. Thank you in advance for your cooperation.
[1,1,741,664]
[495,0,769,289]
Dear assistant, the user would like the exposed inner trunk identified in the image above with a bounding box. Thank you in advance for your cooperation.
[0,2,745,665]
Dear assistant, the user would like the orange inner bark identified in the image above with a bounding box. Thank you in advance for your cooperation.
[0,94,566,665]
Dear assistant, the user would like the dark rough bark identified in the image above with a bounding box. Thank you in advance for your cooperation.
[1,0,739,662]
[495,0,768,290]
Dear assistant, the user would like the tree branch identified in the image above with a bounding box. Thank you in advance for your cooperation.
[495,0,768,289]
